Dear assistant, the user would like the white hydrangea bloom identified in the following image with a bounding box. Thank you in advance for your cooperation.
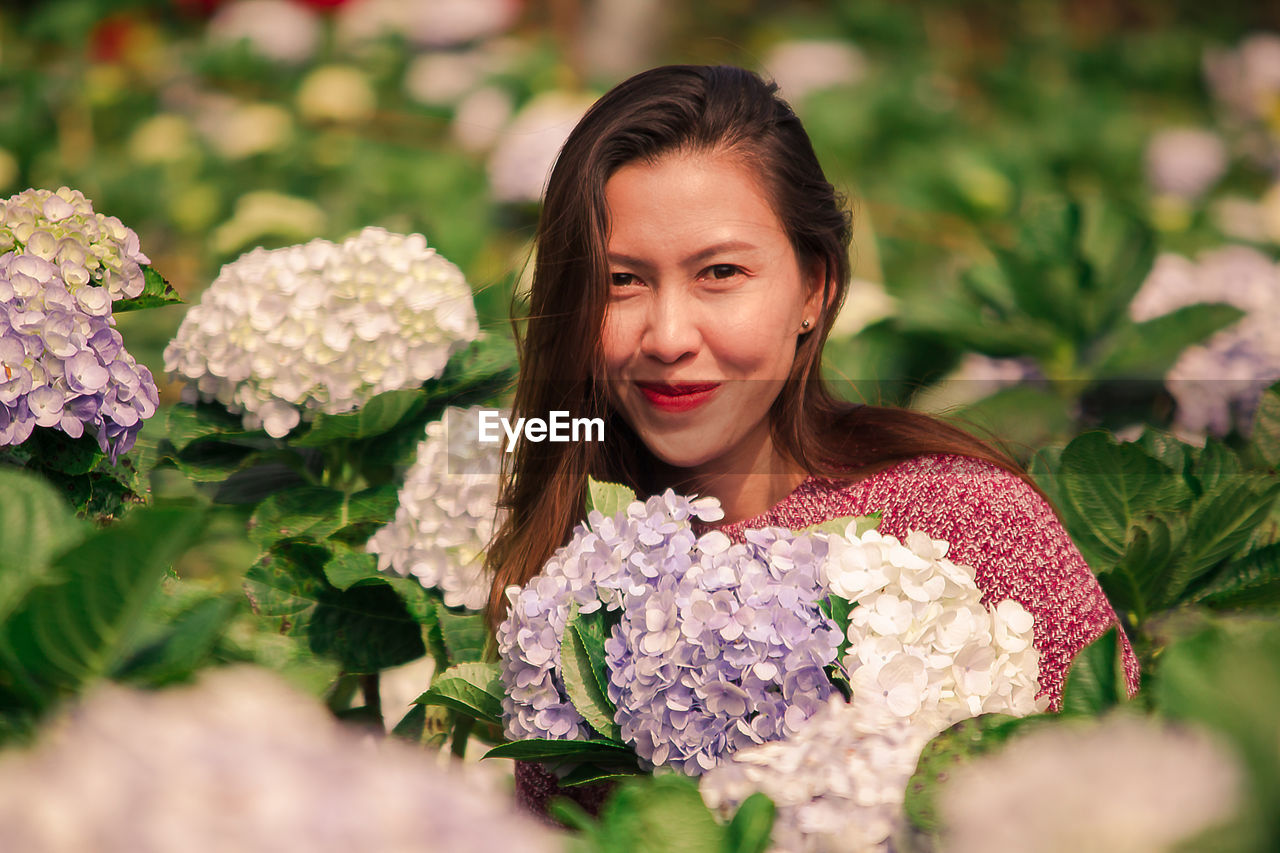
[0,667,561,853]
[762,40,868,102]
[367,406,504,610]
[701,698,946,853]
[1130,247,1280,437]
[827,527,1044,723]
[164,227,479,438]
[207,0,321,64]
[939,715,1241,853]
[0,187,150,301]
[1145,128,1228,199]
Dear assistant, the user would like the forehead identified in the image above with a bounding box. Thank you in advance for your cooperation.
[603,150,787,249]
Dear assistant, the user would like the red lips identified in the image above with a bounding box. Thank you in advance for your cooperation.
[635,381,720,413]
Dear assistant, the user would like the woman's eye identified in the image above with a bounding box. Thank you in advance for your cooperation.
[611,272,639,287]
[706,264,741,280]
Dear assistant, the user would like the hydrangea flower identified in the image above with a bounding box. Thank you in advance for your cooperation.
[0,667,561,853]
[164,227,479,438]
[701,526,1043,852]
[498,491,843,775]
[700,698,946,853]
[604,526,842,775]
[1144,128,1228,200]
[826,526,1043,722]
[939,715,1241,853]
[0,188,159,459]
[367,406,505,610]
[1130,247,1280,437]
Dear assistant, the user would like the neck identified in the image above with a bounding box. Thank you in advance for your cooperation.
[650,431,809,524]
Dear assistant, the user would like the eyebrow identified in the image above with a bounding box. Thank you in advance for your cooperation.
[608,240,759,270]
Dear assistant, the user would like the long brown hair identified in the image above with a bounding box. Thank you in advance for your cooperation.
[485,65,1034,627]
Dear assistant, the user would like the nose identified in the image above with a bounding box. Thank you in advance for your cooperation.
[639,285,700,364]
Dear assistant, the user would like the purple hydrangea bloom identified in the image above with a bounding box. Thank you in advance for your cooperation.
[0,189,159,461]
[496,490,842,776]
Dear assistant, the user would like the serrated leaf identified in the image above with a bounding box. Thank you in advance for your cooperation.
[483,738,637,763]
[1250,382,1280,471]
[0,468,85,622]
[1190,437,1244,497]
[561,609,621,741]
[1191,543,1280,609]
[437,605,487,663]
[1164,477,1280,605]
[0,507,203,711]
[1060,627,1127,716]
[113,265,182,312]
[1134,429,1192,477]
[1052,432,1191,570]
[293,389,428,447]
[1099,516,1182,626]
[588,478,637,518]
[415,661,503,724]
[725,792,776,853]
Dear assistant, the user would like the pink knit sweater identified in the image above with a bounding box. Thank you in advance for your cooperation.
[514,453,1140,817]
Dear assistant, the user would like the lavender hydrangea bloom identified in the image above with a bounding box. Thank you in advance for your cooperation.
[605,526,842,775]
[0,189,159,459]
[496,491,842,776]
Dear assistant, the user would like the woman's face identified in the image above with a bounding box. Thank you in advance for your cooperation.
[601,150,823,479]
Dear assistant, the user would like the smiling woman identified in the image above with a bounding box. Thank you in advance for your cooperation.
[483,64,1138,818]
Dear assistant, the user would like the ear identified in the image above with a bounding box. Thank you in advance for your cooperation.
[800,259,831,331]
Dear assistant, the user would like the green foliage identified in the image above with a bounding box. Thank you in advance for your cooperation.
[588,478,639,518]
[113,266,183,313]
[554,773,774,853]
[1060,628,1130,716]
[562,606,622,741]
[416,662,504,724]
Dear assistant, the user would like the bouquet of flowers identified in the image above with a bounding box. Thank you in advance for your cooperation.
[479,480,1045,846]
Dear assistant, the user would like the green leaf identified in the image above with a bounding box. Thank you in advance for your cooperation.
[323,548,381,590]
[1095,304,1242,379]
[294,389,428,447]
[483,738,637,763]
[172,440,259,483]
[1134,429,1192,477]
[415,661,503,724]
[1250,382,1280,472]
[164,404,253,453]
[556,764,643,787]
[0,468,85,622]
[437,605,488,663]
[390,703,428,743]
[1191,543,1280,610]
[820,594,854,647]
[1190,437,1244,497]
[588,478,637,518]
[0,507,203,711]
[113,265,182,312]
[111,594,239,686]
[590,773,727,853]
[1060,627,1127,716]
[561,608,621,741]
[1078,198,1156,336]
[1164,476,1280,605]
[1051,431,1191,570]
[25,428,102,475]
[725,793,776,853]
[1098,516,1182,627]
[249,486,346,547]
[797,513,879,537]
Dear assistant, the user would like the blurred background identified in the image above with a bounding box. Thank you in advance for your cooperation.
[4,0,1280,455]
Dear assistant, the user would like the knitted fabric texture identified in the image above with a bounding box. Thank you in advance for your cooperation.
[513,453,1140,818]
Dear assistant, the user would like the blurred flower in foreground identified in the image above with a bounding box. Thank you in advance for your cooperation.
[0,667,561,853]
[1145,128,1228,200]
[939,715,1241,853]
[701,698,943,853]
[0,188,159,457]
[1130,247,1280,436]
[207,0,321,64]
[762,39,868,102]
[165,227,478,437]
[487,92,593,203]
[368,405,505,610]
